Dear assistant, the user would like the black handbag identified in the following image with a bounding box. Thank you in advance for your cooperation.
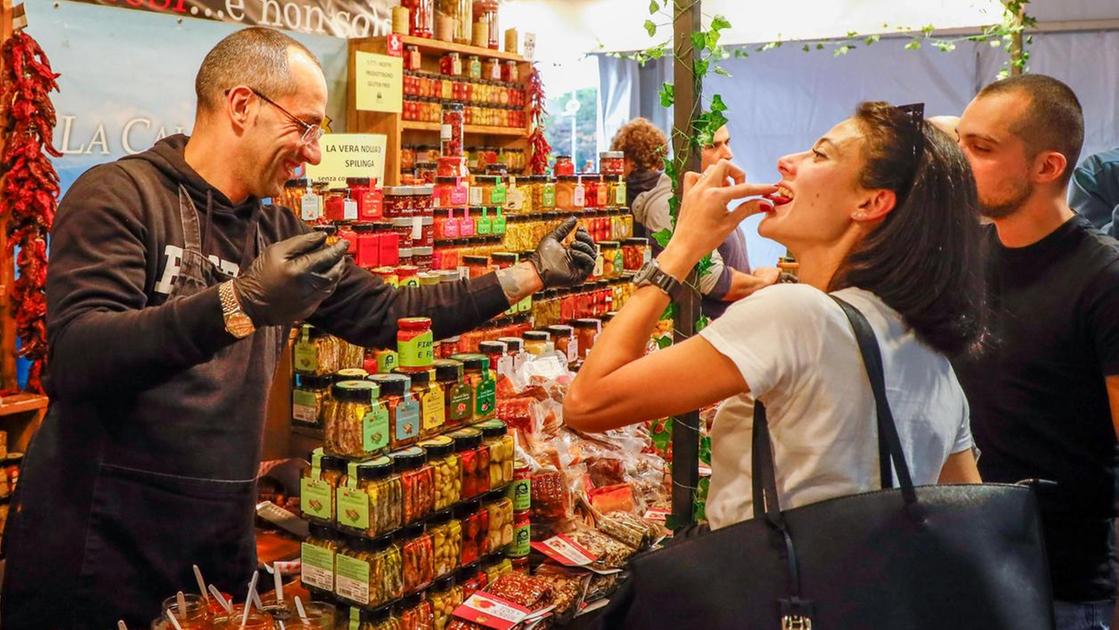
[595,296,1054,630]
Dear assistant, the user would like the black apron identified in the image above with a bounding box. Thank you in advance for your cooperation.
[2,185,282,628]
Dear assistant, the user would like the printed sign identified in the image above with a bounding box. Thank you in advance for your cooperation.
[354,51,403,113]
[305,133,387,185]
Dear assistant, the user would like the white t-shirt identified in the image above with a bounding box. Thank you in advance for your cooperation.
[698,284,972,530]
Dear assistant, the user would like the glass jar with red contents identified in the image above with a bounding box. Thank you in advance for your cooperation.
[553,155,574,177]
[324,189,357,223]
[438,156,467,179]
[582,178,599,210]
[573,319,600,360]
[441,105,465,160]
[405,46,422,71]
[392,446,435,525]
[397,265,421,288]
[347,177,383,220]
[599,151,624,176]
[576,286,595,319]
[595,280,611,316]
[433,177,466,209]
[403,0,433,37]
[623,237,650,271]
[462,255,490,280]
[415,162,438,184]
[439,52,463,77]
[392,217,415,252]
[449,427,488,499]
[413,246,434,271]
[384,187,412,219]
[455,354,496,423]
[478,340,508,377]
[434,208,459,241]
[396,592,435,630]
[456,563,488,599]
[374,222,400,267]
[353,223,378,268]
[335,222,359,255]
[397,317,434,373]
[397,523,435,593]
[501,60,519,83]
[455,499,489,566]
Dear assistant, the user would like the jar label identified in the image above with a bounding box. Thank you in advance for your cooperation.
[474,378,496,418]
[441,123,452,142]
[507,521,531,557]
[566,339,579,364]
[376,349,399,374]
[469,186,483,206]
[334,553,371,605]
[337,486,371,530]
[443,216,461,240]
[451,184,468,206]
[344,199,358,221]
[492,211,507,235]
[491,183,507,206]
[593,250,604,278]
[363,401,390,452]
[573,184,586,208]
[301,193,322,221]
[399,329,434,368]
[476,213,493,236]
[506,187,523,211]
[294,341,318,373]
[395,396,421,442]
[412,216,424,241]
[508,478,531,511]
[542,185,555,208]
[459,216,476,238]
[361,192,381,219]
[349,607,361,630]
[299,478,332,521]
[300,542,335,592]
[517,295,532,314]
[422,386,446,431]
[449,385,473,422]
[615,183,627,207]
[292,389,319,423]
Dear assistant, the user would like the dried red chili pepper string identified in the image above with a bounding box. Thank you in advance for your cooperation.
[526,64,551,176]
[1,31,61,394]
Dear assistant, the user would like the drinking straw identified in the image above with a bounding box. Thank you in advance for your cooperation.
[210,584,234,614]
[193,565,209,603]
[164,610,184,630]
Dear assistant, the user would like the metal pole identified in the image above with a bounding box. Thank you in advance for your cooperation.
[669,0,703,530]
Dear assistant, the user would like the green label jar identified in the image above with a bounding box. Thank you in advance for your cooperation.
[363,401,390,452]
[300,542,335,592]
[300,478,333,521]
[395,396,421,444]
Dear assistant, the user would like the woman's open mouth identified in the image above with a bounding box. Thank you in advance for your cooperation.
[765,184,794,206]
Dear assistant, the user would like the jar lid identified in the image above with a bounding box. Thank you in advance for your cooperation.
[602,311,618,322]
[308,523,338,540]
[556,155,571,160]
[434,359,464,381]
[391,446,427,470]
[417,435,454,459]
[624,237,649,246]
[435,176,460,184]
[453,498,482,518]
[346,177,372,186]
[546,325,574,338]
[367,373,411,396]
[393,216,416,228]
[455,563,481,584]
[368,533,395,552]
[399,317,432,330]
[414,246,434,255]
[476,420,508,439]
[523,331,550,342]
[364,604,394,624]
[443,102,465,111]
[438,270,461,283]
[478,340,508,355]
[496,337,523,352]
[310,224,338,236]
[294,373,332,390]
[599,240,621,248]
[403,368,433,387]
[332,380,377,403]
[356,456,394,482]
[397,522,426,541]
[432,575,456,592]
[557,175,581,181]
[491,252,518,264]
[573,318,601,329]
[352,222,377,233]
[398,247,414,258]
[462,255,490,265]
[600,151,624,159]
[343,534,372,552]
[285,178,308,188]
[451,353,489,371]
[473,175,496,183]
[414,185,435,195]
[384,186,410,195]
[334,368,370,382]
[395,592,424,613]
[449,428,483,452]
[397,265,420,275]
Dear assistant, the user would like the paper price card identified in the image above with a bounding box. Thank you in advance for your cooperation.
[452,593,533,630]
[530,534,598,568]
[354,51,403,113]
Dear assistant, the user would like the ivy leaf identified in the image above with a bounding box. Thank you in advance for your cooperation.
[734,48,750,58]
[706,28,722,52]
[648,0,659,15]
[935,40,957,52]
[816,43,825,50]
[710,15,732,33]
[864,34,880,45]
[694,58,710,79]
[661,302,677,322]
[658,82,675,108]
[691,31,707,53]
[651,228,673,249]
[709,94,727,114]
[647,43,667,60]
[834,44,854,56]
[922,23,936,37]
[698,434,712,464]
[695,315,711,335]
[644,19,657,37]
[846,30,859,38]
[905,39,922,50]
[696,254,715,278]
[802,44,811,52]
[713,65,732,78]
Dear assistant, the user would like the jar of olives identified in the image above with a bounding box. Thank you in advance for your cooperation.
[301,448,348,525]
[427,575,463,630]
[477,420,515,488]
[427,510,463,579]
[417,435,461,511]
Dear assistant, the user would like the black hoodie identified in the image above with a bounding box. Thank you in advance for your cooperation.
[45,134,508,403]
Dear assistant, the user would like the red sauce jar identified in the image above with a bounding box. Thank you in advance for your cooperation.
[441,103,465,157]
[335,222,358,255]
[347,177,383,220]
[354,222,378,268]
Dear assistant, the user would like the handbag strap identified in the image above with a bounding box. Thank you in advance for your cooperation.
[751,294,918,523]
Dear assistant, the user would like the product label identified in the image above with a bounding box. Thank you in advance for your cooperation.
[612,250,624,275]
[474,378,496,418]
[593,250,604,278]
[334,553,371,605]
[422,386,446,431]
[399,330,435,368]
[530,535,597,567]
[300,478,332,520]
[452,594,533,630]
[517,295,532,314]
[469,186,483,206]
[507,520,531,557]
[506,187,523,211]
[412,215,424,241]
[566,339,579,364]
[441,123,453,142]
[337,486,371,530]
[491,182,507,206]
[361,192,381,219]
[492,210,507,235]
[573,184,586,208]
[451,184,469,206]
[508,479,531,511]
[301,193,322,221]
[476,211,493,236]
[443,214,461,240]
[459,214,476,238]
[449,385,473,422]
[292,389,319,423]
[363,401,390,452]
[542,185,555,208]
[300,542,335,592]
[349,607,360,630]
[344,199,359,221]
[642,508,670,524]
[293,342,319,373]
[376,349,399,374]
[395,396,421,442]
[615,183,627,207]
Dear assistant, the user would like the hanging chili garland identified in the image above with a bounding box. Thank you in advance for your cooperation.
[1,31,61,394]
[526,64,551,175]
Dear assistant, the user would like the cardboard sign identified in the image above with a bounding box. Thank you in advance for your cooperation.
[531,535,598,568]
[452,593,534,630]
[305,134,387,186]
[354,51,403,113]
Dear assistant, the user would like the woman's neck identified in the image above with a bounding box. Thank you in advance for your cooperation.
[789,230,861,291]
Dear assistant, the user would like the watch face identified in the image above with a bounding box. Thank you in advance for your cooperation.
[226,313,256,338]
[634,261,656,284]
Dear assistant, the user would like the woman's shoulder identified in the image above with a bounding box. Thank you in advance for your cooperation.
[722,283,840,322]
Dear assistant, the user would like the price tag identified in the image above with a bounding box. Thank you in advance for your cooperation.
[362,402,390,452]
[299,478,332,520]
[301,193,321,221]
[452,593,533,630]
[386,33,404,57]
[530,534,598,567]
[642,508,670,524]
[335,554,370,605]
[524,33,536,60]
[292,390,319,424]
[344,199,358,221]
[337,486,370,530]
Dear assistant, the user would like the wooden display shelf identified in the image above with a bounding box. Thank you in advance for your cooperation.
[394,34,525,62]
[400,120,527,137]
[0,393,48,417]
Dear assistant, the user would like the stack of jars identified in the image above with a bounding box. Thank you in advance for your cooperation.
[402,71,526,109]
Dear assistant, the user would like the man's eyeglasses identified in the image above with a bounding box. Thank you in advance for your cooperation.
[226,87,325,145]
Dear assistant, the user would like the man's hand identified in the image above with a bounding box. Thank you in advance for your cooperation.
[234,232,348,326]
[527,217,596,289]
[752,267,780,287]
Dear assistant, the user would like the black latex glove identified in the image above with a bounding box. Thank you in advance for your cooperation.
[234,232,349,327]
[527,216,597,289]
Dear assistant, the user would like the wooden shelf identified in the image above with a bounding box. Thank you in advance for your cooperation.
[400,120,527,137]
[393,34,525,63]
[291,425,324,439]
[0,393,48,418]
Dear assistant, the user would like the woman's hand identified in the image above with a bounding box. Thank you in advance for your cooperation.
[660,160,777,277]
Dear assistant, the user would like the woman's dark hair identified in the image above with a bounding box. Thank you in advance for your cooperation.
[830,101,986,356]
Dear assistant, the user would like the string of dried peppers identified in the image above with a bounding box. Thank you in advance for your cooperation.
[1,31,61,394]
[526,63,551,176]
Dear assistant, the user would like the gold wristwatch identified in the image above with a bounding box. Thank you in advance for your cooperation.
[219,280,256,339]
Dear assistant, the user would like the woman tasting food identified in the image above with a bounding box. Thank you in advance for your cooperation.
[564,102,985,528]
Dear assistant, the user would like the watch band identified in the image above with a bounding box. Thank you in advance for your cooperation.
[218,281,240,316]
[636,260,686,301]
